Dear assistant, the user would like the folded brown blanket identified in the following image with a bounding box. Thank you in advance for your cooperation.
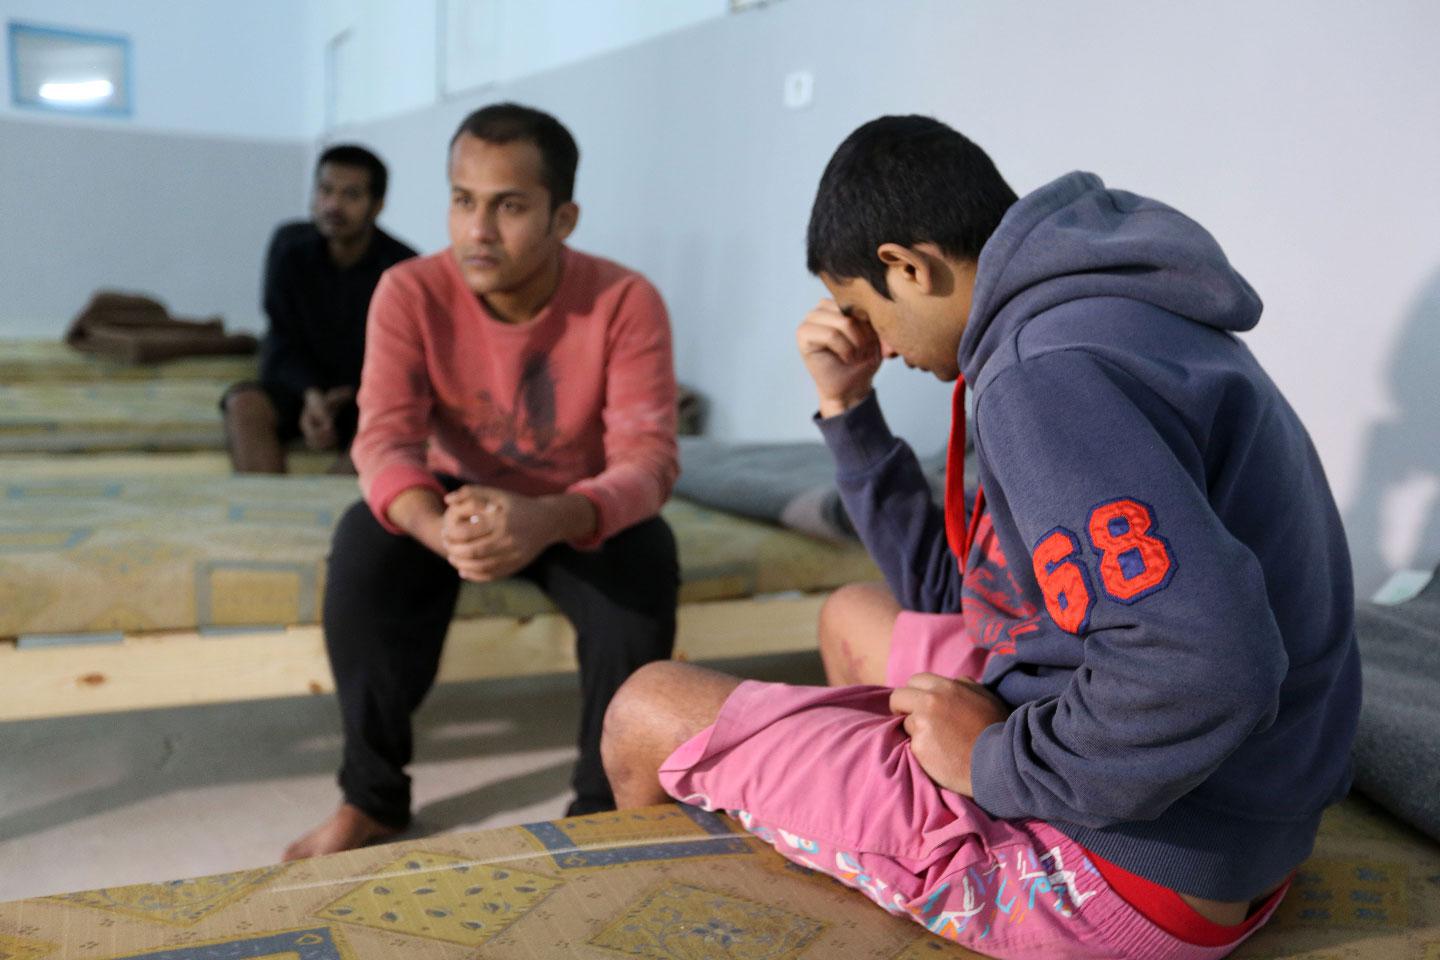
[65,291,258,364]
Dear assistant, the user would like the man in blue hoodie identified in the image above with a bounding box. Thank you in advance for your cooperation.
[600,116,1360,958]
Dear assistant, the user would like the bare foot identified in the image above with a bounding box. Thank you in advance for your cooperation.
[282,803,399,861]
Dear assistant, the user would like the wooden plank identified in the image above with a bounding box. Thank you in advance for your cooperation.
[675,592,826,659]
[0,593,825,721]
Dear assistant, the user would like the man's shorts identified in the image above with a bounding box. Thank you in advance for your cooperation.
[222,381,358,448]
[886,610,989,686]
[657,611,1281,959]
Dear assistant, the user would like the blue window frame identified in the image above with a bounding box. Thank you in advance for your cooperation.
[8,21,132,117]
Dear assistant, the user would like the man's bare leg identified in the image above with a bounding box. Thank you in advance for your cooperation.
[601,661,742,809]
[223,386,287,474]
[817,581,900,686]
[602,586,898,810]
[282,803,400,861]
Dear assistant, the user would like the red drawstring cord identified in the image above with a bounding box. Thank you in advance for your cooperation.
[944,377,986,572]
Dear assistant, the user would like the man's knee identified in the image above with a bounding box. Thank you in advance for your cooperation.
[330,500,388,558]
[819,582,888,647]
[222,384,278,428]
[601,662,726,770]
[818,582,899,685]
[589,516,681,614]
[603,662,683,757]
[325,500,437,598]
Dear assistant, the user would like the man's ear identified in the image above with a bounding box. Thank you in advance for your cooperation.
[876,242,936,295]
[552,201,580,240]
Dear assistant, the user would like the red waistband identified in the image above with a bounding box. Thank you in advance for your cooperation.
[1085,849,1288,947]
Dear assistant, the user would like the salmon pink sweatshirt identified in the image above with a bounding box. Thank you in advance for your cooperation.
[352,246,678,547]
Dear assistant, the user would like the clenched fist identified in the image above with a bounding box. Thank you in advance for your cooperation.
[889,672,1010,796]
[796,299,884,418]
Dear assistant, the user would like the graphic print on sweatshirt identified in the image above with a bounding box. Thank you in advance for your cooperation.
[963,495,1182,665]
[469,352,559,469]
[961,509,1042,662]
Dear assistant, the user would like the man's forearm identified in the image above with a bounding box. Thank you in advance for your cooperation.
[539,492,598,545]
[816,391,964,612]
[386,487,446,555]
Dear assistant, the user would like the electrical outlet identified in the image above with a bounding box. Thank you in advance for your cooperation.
[783,70,814,109]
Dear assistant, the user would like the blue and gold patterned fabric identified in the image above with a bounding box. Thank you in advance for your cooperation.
[0,796,1435,959]
[0,381,233,454]
[0,339,257,384]
[0,474,880,638]
[0,338,257,454]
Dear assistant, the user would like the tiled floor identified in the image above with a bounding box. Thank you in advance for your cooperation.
[0,652,825,901]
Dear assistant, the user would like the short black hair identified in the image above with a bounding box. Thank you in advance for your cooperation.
[449,102,579,207]
[806,115,1017,298]
[316,144,388,201]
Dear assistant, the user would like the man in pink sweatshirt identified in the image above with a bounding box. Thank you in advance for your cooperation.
[284,103,680,859]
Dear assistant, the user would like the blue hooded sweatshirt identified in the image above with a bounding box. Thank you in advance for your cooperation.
[816,172,1361,901]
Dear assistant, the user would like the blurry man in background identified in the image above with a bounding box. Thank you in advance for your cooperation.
[222,144,416,473]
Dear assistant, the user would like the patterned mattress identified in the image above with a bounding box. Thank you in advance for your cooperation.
[0,338,257,384]
[0,381,232,453]
[0,795,1435,959]
[0,474,880,638]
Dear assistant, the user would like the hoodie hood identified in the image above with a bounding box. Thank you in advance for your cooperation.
[959,172,1262,383]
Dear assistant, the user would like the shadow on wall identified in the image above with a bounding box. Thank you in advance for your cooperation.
[1343,265,1440,598]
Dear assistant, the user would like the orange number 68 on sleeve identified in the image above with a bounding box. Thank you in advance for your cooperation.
[1031,527,1096,634]
[1086,498,1176,603]
[1032,498,1178,634]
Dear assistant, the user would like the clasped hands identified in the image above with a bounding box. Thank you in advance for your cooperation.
[299,386,354,451]
[889,672,1010,797]
[438,485,555,582]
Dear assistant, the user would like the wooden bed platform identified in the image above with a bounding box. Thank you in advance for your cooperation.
[0,592,830,721]
[0,466,878,721]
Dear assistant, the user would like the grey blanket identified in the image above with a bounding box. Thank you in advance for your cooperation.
[1352,567,1440,842]
[676,437,961,541]
[676,439,847,527]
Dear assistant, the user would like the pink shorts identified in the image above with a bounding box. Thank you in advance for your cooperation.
[886,610,989,687]
[658,612,1281,959]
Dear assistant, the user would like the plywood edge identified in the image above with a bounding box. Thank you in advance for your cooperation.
[0,593,825,721]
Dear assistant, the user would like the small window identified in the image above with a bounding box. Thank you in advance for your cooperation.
[8,21,132,117]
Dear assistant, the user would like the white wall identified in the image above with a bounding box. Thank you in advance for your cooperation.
[2,0,1435,593]
[0,0,318,334]
[440,0,724,99]
[317,0,1440,594]
[302,0,440,133]
[0,117,307,335]
[303,0,726,133]
[0,0,310,139]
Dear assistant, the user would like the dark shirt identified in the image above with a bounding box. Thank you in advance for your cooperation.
[258,220,417,398]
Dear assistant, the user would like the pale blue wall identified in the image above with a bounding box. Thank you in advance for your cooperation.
[0,0,313,332]
[322,0,1440,592]
[0,118,306,335]
[0,0,309,138]
[0,0,1435,592]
